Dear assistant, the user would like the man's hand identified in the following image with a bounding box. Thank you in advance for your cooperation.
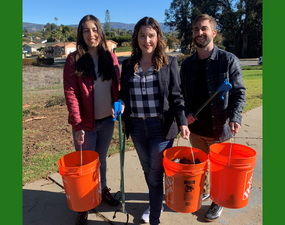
[187,113,197,125]
[229,122,241,134]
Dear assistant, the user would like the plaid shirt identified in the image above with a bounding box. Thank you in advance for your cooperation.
[129,66,161,118]
[180,46,246,142]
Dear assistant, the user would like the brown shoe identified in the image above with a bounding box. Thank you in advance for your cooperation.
[102,187,120,206]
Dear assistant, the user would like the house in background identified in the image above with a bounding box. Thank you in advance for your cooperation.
[23,43,46,53]
[106,40,118,52]
[33,37,47,44]
[46,42,76,57]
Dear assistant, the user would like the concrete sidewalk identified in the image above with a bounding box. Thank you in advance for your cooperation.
[23,106,262,225]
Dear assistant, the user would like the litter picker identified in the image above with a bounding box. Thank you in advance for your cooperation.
[193,79,232,117]
[112,100,129,224]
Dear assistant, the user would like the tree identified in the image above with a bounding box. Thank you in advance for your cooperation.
[218,0,262,57]
[54,17,58,26]
[23,28,29,37]
[67,33,77,42]
[49,30,62,42]
[165,32,180,49]
[44,23,52,32]
[165,0,193,54]
[165,0,262,57]
[241,0,262,57]
[50,23,57,30]
[104,10,111,35]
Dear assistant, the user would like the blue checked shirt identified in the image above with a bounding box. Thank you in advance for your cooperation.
[180,46,246,142]
[129,66,162,118]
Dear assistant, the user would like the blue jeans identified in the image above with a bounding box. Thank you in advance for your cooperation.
[72,117,114,189]
[130,117,174,225]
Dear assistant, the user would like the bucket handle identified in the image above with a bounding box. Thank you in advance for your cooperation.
[187,139,196,174]
[228,134,235,167]
[80,143,83,175]
[177,137,196,174]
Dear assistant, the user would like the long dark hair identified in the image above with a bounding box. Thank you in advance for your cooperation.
[74,15,113,80]
[128,17,169,71]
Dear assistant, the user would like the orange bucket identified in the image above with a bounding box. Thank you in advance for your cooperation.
[163,146,208,213]
[209,143,256,208]
[58,150,102,211]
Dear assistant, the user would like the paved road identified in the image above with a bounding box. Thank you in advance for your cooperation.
[116,56,259,67]
[54,57,259,67]
[239,59,259,66]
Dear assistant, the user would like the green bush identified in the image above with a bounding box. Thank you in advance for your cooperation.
[121,41,130,47]
[109,35,132,45]
[37,57,54,65]
[23,57,54,66]
[242,65,262,70]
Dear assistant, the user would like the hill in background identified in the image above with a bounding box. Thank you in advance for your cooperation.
[23,22,172,33]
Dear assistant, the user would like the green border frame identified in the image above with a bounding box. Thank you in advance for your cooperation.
[263,0,282,224]
[0,1,22,223]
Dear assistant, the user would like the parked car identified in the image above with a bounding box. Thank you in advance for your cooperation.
[173,48,181,52]
[258,56,262,65]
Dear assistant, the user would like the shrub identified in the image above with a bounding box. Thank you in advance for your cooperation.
[45,96,66,107]
[23,58,38,66]
[121,41,130,47]
[109,35,132,45]
[23,57,54,66]
[177,54,190,66]
[37,57,54,65]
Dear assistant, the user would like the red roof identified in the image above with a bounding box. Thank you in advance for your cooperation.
[52,42,76,47]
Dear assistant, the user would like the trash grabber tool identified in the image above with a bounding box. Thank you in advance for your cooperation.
[112,100,129,224]
[193,79,232,117]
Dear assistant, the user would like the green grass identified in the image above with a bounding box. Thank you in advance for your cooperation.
[242,69,263,112]
[242,65,262,70]
[116,46,132,52]
[23,150,71,184]
[23,85,64,107]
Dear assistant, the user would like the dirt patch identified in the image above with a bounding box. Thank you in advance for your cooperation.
[22,65,132,183]
[23,65,64,90]
[23,65,76,180]
[23,106,74,165]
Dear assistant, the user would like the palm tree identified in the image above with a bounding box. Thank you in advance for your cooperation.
[54,17,58,26]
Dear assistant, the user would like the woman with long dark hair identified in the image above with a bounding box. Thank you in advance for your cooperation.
[63,14,121,225]
[119,17,190,225]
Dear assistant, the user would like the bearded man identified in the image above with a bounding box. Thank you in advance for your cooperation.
[180,14,246,222]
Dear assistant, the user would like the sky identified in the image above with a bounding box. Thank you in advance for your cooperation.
[23,0,174,25]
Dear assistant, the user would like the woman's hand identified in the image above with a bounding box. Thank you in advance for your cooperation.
[75,130,85,145]
[112,104,125,119]
[179,125,190,140]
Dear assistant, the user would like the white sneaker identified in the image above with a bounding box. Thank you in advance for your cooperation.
[141,205,164,223]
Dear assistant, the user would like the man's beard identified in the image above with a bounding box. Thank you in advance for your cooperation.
[194,35,211,48]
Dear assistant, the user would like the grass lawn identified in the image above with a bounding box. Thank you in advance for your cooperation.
[116,46,132,52]
[242,67,263,112]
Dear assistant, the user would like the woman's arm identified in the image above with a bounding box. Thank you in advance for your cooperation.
[168,57,188,127]
[63,53,84,132]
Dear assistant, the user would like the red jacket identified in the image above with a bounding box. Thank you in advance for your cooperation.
[63,51,121,132]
